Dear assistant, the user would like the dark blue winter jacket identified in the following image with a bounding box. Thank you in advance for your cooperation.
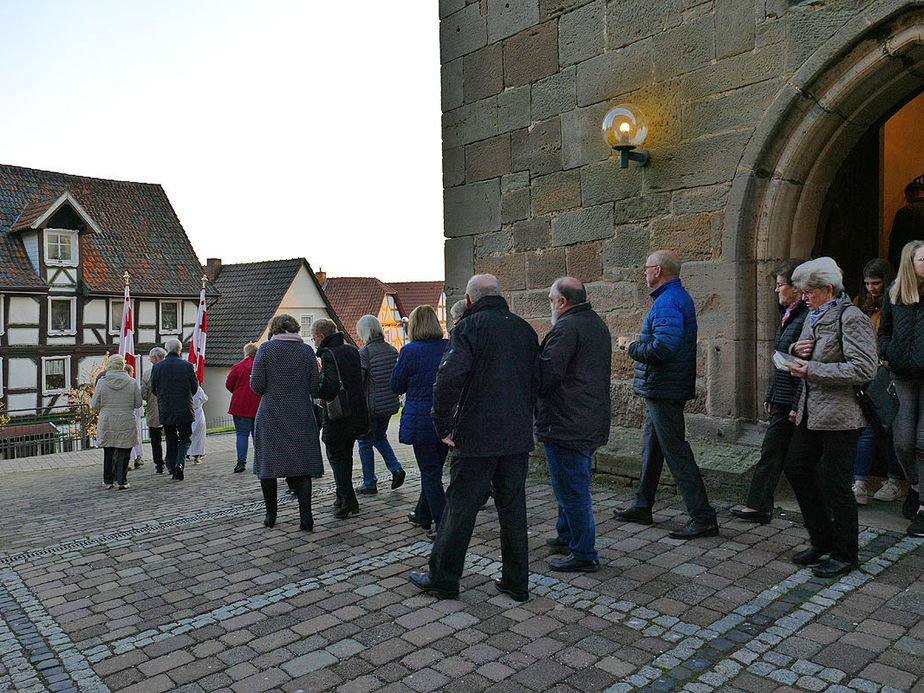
[628,278,698,401]
[390,338,448,445]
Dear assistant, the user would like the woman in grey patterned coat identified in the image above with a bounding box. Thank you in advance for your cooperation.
[250,314,323,530]
[91,355,142,490]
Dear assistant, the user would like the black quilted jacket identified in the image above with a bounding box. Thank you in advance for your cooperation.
[766,300,808,409]
[879,288,924,379]
[359,337,400,418]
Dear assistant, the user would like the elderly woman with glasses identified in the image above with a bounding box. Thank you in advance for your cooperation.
[783,257,878,578]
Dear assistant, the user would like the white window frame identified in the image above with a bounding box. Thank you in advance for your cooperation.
[0,294,4,335]
[299,314,314,338]
[47,296,77,335]
[108,298,124,335]
[41,356,70,394]
[43,229,78,267]
[159,300,180,334]
[0,356,4,397]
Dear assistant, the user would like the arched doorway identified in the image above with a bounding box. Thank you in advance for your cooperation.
[724,3,924,421]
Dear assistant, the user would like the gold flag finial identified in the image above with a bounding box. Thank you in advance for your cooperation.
[123,271,130,285]
[200,273,208,288]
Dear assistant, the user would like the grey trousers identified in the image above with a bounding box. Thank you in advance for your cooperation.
[893,376,924,503]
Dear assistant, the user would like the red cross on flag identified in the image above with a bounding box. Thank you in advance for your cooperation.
[118,274,136,373]
[188,280,207,382]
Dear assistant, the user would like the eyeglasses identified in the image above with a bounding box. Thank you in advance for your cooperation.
[774,282,790,289]
[642,265,661,271]
[801,288,819,297]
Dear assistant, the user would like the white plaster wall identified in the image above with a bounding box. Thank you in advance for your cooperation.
[78,355,106,384]
[139,328,157,343]
[203,366,232,425]
[138,300,156,324]
[7,328,39,345]
[84,299,106,325]
[9,296,39,323]
[8,359,36,389]
[6,392,35,412]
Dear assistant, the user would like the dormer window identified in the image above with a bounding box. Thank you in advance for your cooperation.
[44,230,78,267]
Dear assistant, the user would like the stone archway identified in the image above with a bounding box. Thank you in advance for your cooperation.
[724,3,924,421]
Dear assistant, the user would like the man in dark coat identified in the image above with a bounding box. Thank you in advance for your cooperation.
[151,338,198,481]
[410,274,539,601]
[537,277,611,573]
[887,180,924,269]
[615,250,718,539]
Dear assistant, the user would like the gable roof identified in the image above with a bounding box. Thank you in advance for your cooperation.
[322,277,399,345]
[207,258,347,367]
[0,163,210,296]
[387,281,445,316]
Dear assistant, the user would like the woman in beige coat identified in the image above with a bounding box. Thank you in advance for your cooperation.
[784,257,878,579]
[91,355,143,489]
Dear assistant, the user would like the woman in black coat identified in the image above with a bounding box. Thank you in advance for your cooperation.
[312,318,370,519]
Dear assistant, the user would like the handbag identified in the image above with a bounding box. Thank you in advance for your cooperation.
[836,307,899,435]
[322,351,351,422]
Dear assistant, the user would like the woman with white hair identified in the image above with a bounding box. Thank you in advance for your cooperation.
[878,240,924,537]
[355,315,405,494]
[783,257,878,578]
[91,355,143,489]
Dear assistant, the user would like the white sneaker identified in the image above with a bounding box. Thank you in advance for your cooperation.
[873,479,903,502]
[853,480,868,505]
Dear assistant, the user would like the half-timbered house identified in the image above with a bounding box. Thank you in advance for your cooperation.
[0,164,214,417]
[320,276,407,350]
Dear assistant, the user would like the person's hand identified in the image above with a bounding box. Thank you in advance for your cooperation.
[792,340,815,358]
[442,436,455,447]
[763,401,772,416]
[789,409,797,423]
[617,336,628,350]
[789,359,809,379]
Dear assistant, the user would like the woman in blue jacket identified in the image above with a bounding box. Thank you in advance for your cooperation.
[391,305,448,539]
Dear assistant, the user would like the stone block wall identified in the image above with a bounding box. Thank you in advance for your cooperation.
[440,0,924,439]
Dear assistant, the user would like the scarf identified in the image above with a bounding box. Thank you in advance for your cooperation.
[271,331,304,342]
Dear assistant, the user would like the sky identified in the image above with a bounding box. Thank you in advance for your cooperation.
[0,1,444,281]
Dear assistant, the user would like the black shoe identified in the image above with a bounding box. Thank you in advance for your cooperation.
[332,497,344,510]
[391,468,406,490]
[812,558,857,578]
[133,460,144,470]
[793,546,829,565]
[545,537,570,555]
[408,573,458,598]
[300,520,314,531]
[907,510,924,537]
[174,465,184,481]
[333,501,359,519]
[669,519,719,539]
[730,508,771,524]
[233,461,246,473]
[355,485,377,495]
[155,466,164,474]
[902,492,920,520]
[548,555,601,573]
[426,529,438,541]
[613,506,653,525]
[263,513,276,528]
[493,579,528,602]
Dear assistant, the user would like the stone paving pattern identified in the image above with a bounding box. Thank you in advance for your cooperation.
[0,432,922,692]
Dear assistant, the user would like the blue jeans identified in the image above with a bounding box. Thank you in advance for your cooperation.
[545,443,598,561]
[635,398,716,523]
[233,415,255,464]
[413,442,448,530]
[357,416,402,488]
[853,424,904,481]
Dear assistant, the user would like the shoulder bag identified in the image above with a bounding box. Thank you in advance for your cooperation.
[836,306,898,435]
[323,351,351,422]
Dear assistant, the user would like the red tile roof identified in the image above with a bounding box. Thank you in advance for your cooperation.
[322,277,397,345]
[387,281,444,315]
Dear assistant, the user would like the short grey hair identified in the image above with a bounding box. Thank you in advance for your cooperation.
[465,274,501,304]
[791,257,844,294]
[356,315,384,343]
[449,299,467,321]
[149,347,167,360]
[649,250,682,277]
[164,338,182,355]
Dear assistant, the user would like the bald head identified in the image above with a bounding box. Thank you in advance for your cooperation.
[551,277,586,306]
[465,274,501,305]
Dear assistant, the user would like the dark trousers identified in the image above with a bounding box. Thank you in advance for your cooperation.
[635,398,716,522]
[784,421,862,564]
[163,422,192,474]
[326,439,358,508]
[429,452,529,593]
[413,442,449,530]
[745,404,795,514]
[545,443,597,561]
[103,447,130,486]
[149,427,164,470]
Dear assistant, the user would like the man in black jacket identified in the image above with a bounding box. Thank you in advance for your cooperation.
[151,338,198,481]
[537,277,611,572]
[410,274,539,601]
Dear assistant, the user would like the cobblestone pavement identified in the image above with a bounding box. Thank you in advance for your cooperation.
[1,433,922,692]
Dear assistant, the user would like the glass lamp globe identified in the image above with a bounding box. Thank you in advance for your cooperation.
[601,104,648,149]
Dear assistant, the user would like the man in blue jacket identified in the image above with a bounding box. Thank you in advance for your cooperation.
[614,250,718,539]
[409,274,539,601]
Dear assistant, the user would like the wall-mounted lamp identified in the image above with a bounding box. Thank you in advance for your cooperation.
[602,104,650,168]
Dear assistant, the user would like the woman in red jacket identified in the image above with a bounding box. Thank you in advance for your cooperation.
[226,342,261,473]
